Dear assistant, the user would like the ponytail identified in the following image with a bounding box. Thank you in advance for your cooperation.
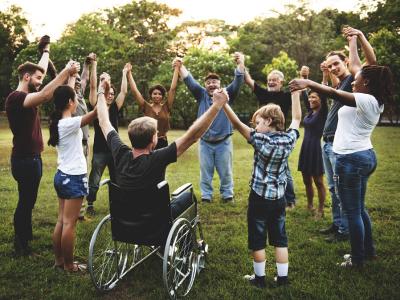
[48,110,62,146]
[47,85,76,147]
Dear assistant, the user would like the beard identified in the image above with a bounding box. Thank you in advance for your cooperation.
[28,80,39,93]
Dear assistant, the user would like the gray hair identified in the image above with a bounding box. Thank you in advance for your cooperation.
[268,70,285,82]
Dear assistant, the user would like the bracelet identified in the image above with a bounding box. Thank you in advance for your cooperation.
[43,50,49,53]
[97,91,105,96]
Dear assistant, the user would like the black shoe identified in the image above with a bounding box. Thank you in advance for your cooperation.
[274,276,290,286]
[325,232,349,243]
[86,205,96,216]
[244,274,266,289]
[222,197,233,203]
[286,203,295,210]
[201,198,211,203]
[319,224,339,235]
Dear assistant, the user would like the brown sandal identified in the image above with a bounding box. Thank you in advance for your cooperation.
[65,262,87,273]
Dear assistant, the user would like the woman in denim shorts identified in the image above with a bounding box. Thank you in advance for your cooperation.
[48,84,97,272]
[290,27,394,267]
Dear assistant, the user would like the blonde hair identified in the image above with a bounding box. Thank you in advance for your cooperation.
[252,104,285,131]
[127,117,157,149]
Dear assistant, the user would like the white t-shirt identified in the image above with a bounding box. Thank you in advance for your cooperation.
[57,116,87,175]
[333,93,383,154]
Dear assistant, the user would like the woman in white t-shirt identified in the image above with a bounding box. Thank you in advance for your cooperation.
[48,85,97,272]
[289,29,394,268]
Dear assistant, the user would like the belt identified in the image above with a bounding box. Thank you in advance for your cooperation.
[82,140,88,146]
[202,134,231,144]
[323,136,334,143]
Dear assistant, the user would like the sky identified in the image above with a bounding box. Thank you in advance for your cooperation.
[0,0,360,41]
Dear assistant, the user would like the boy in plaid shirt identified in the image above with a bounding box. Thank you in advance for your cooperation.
[223,90,301,288]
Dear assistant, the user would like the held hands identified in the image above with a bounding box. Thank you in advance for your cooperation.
[300,66,310,79]
[66,60,80,75]
[99,72,111,83]
[342,26,362,42]
[123,63,132,74]
[172,57,183,69]
[212,88,229,108]
[85,53,97,65]
[233,52,245,66]
[289,79,309,93]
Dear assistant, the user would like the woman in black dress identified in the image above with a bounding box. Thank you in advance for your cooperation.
[298,90,328,217]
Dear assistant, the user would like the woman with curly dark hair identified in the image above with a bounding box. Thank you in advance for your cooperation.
[128,59,181,149]
[290,27,393,268]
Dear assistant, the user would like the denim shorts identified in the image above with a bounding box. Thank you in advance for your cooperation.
[54,170,88,199]
[247,190,288,250]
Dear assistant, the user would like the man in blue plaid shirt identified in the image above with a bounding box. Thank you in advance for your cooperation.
[223,90,301,288]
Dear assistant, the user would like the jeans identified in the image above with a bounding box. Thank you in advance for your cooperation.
[11,156,42,247]
[199,138,233,200]
[284,164,296,205]
[322,141,348,234]
[335,149,377,265]
[87,152,116,203]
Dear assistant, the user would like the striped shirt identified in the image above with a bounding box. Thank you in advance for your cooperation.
[248,129,299,200]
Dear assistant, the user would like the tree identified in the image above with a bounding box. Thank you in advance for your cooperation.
[172,19,237,54]
[0,5,30,109]
[229,2,345,83]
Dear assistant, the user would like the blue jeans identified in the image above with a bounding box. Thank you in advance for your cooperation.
[335,149,377,265]
[11,156,42,247]
[285,164,296,205]
[87,152,116,203]
[199,138,233,200]
[322,141,348,234]
[54,170,88,199]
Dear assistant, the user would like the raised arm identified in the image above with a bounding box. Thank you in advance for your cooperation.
[89,56,97,107]
[289,79,356,107]
[167,58,181,110]
[181,64,205,101]
[97,79,114,139]
[343,26,376,66]
[115,63,129,110]
[223,102,251,141]
[289,91,302,130]
[244,70,255,91]
[225,52,245,102]
[175,89,228,157]
[127,67,146,108]
[81,106,97,127]
[37,40,50,77]
[67,74,76,89]
[23,61,80,108]
[80,55,93,94]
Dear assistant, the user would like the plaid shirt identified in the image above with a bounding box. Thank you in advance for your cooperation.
[248,129,299,200]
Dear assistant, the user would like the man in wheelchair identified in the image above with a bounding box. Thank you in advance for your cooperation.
[96,76,229,221]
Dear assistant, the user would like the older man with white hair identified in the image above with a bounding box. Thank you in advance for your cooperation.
[244,68,305,209]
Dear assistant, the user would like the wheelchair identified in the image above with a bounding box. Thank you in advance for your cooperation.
[88,179,208,299]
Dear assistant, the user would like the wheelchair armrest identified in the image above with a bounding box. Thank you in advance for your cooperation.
[171,183,192,197]
[157,180,168,189]
[100,179,111,187]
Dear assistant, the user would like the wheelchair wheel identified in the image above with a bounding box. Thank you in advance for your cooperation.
[88,215,125,291]
[163,218,198,299]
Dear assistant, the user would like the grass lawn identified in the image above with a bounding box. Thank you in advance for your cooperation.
[0,125,399,299]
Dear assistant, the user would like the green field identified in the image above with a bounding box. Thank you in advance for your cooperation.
[0,126,399,299]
